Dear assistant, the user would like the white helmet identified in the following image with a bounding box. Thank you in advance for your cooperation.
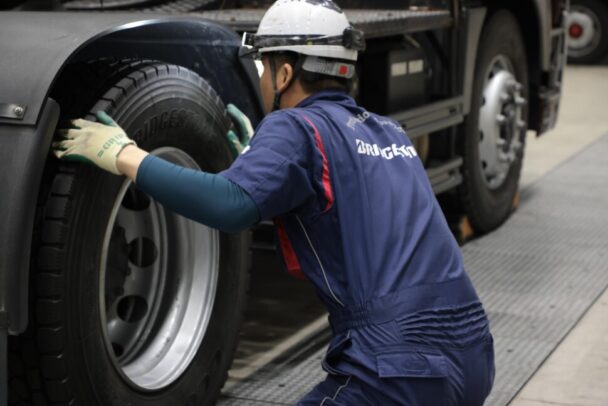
[241,0,365,78]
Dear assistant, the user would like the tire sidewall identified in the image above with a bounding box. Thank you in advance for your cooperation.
[62,70,247,405]
[460,10,529,233]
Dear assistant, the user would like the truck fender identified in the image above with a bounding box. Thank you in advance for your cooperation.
[535,0,554,71]
[0,12,263,334]
[462,7,487,116]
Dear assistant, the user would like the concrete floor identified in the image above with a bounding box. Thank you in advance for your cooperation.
[510,64,608,406]
[520,66,608,189]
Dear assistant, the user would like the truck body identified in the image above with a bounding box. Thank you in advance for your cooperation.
[0,1,567,404]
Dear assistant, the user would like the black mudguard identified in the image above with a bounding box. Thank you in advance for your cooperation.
[0,11,264,334]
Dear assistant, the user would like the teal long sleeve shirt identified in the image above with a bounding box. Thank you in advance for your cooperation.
[135,155,260,233]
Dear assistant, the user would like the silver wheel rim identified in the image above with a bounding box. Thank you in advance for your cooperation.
[100,147,219,391]
[478,55,526,190]
[568,6,602,58]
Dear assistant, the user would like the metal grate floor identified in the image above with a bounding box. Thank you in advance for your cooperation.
[219,133,608,405]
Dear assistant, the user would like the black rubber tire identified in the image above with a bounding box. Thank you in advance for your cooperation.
[8,59,250,405]
[568,0,608,64]
[458,11,529,234]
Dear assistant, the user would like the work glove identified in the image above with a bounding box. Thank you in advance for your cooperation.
[226,103,254,157]
[53,111,136,175]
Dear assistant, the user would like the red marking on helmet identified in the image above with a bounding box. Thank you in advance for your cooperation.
[339,65,349,76]
[569,23,583,38]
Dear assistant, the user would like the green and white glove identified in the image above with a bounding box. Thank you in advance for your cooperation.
[53,111,136,175]
[226,103,254,157]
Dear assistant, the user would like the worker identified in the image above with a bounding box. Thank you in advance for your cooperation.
[53,0,495,404]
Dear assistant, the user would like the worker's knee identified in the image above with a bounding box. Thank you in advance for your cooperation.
[298,372,453,406]
[298,335,495,406]
[297,374,370,405]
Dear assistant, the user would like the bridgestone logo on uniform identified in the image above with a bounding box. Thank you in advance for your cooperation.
[355,139,418,160]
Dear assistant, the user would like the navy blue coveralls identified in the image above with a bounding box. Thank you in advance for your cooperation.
[220,90,495,405]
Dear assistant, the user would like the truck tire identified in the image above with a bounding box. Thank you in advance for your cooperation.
[8,60,250,405]
[568,0,608,64]
[459,11,529,234]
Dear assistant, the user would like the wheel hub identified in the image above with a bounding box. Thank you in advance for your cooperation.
[478,56,526,190]
[568,8,600,56]
[100,147,220,391]
[569,22,584,39]
[105,226,131,312]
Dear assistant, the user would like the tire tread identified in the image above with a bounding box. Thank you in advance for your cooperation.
[8,57,240,405]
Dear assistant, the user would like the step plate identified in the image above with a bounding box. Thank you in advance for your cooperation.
[219,133,608,405]
[195,8,452,38]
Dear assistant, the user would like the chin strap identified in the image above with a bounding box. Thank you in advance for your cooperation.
[269,57,282,112]
[269,54,305,112]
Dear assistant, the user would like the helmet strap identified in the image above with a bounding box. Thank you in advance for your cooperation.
[269,55,282,112]
[269,54,305,112]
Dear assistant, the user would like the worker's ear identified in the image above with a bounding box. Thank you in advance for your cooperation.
[276,62,294,93]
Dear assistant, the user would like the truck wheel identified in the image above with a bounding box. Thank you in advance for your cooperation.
[568,0,608,63]
[8,60,249,405]
[459,11,529,234]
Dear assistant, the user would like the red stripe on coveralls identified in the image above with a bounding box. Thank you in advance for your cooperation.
[274,218,306,280]
[301,115,334,213]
